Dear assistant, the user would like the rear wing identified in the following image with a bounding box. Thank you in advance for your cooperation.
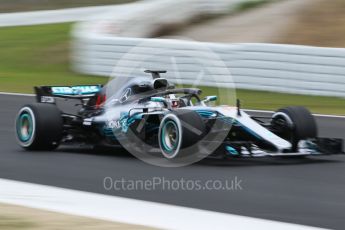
[34,85,103,103]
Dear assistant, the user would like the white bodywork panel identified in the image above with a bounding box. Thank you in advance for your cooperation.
[215,106,292,152]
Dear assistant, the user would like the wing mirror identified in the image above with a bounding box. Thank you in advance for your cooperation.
[151,97,166,103]
[151,96,171,109]
[203,96,217,103]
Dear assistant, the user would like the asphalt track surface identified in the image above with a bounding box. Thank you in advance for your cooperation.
[1,94,345,229]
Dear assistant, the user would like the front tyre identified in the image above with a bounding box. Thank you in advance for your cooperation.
[158,110,205,159]
[271,106,317,151]
[159,113,182,159]
[15,103,63,150]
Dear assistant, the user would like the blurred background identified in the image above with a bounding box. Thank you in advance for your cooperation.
[0,0,344,115]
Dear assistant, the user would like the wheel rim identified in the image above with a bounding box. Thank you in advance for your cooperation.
[161,120,179,153]
[16,112,33,142]
[15,107,36,147]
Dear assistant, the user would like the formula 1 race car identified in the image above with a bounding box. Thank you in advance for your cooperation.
[15,70,343,160]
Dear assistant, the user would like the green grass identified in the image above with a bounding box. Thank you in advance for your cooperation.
[198,87,345,115]
[237,90,345,115]
[0,0,135,13]
[234,0,272,12]
[0,23,344,115]
[0,23,108,93]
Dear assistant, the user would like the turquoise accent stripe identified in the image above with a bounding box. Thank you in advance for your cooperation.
[52,85,101,95]
[225,146,239,155]
[195,110,217,118]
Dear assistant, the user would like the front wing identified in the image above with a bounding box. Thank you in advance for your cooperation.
[220,138,344,158]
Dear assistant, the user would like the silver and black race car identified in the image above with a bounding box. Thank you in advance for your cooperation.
[15,70,343,160]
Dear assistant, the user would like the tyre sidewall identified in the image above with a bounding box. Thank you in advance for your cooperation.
[158,113,183,159]
[158,109,205,159]
[273,106,317,151]
[15,103,63,150]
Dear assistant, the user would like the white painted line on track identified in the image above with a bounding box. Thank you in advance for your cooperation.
[0,92,34,97]
[244,109,345,119]
[0,178,323,230]
[1,92,344,119]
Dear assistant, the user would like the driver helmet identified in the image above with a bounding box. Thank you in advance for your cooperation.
[166,94,180,108]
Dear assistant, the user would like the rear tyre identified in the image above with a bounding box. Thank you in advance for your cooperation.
[158,109,205,159]
[15,103,63,150]
[272,106,317,151]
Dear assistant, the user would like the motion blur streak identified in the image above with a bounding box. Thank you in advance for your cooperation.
[0,4,130,27]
